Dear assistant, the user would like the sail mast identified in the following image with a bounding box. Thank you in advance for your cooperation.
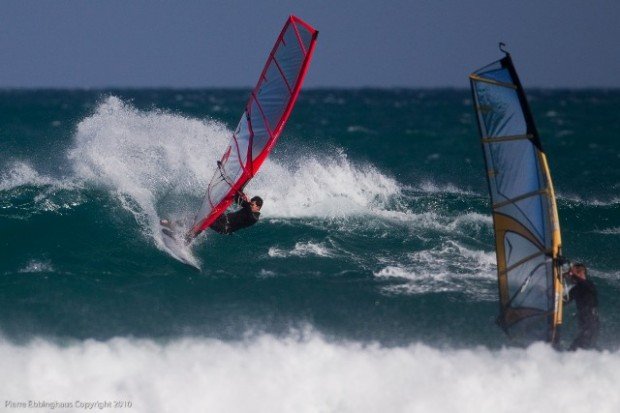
[469,46,563,344]
[190,16,318,236]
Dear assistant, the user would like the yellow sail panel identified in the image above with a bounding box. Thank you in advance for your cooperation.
[539,152,564,331]
[470,52,563,344]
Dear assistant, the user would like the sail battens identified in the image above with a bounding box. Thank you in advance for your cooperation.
[291,20,308,55]
[492,189,548,209]
[500,249,552,275]
[469,74,517,89]
[481,134,534,143]
[191,16,318,235]
[250,91,275,137]
[470,51,563,344]
[231,134,246,169]
[272,56,294,95]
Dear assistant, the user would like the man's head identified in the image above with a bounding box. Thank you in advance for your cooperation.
[569,263,588,281]
[250,196,263,213]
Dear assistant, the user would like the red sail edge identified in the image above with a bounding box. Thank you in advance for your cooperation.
[190,15,318,236]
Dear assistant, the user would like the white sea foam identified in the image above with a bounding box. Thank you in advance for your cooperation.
[557,192,620,206]
[18,259,54,274]
[346,125,375,134]
[66,97,404,226]
[414,180,477,196]
[592,227,620,235]
[1,333,619,413]
[0,162,72,191]
[362,210,492,241]
[0,162,83,214]
[251,151,402,220]
[65,97,408,263]
[374,241,496,299]
[590,269,620,287]
[64,96,495,233]
[68,96,230,262]
[446,212,493,230]
[268,241,336,258]
[64,96,493,267]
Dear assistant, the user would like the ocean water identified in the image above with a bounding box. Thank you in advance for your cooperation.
[0,89,619,412]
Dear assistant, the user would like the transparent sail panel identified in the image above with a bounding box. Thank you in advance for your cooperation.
[471,54,559,343]
[191,16,317,233]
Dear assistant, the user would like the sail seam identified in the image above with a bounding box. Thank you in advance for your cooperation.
[482,134,534,143]
[470,74,517,89]
[493,189,547,209]
[500,250,551,275]
[291,21,307,55]
[250,91,275,137]
[271,56,294,95]
[232,132,245,170]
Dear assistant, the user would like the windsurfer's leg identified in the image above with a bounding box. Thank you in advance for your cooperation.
[209,214,230,234]
[569,328,596,351]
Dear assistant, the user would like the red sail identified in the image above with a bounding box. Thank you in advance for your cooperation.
[190,15,318,236]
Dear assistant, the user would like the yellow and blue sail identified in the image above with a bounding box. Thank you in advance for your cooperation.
[470,51,563,344]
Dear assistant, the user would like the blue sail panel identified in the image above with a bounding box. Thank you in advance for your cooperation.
[470,53,563,344]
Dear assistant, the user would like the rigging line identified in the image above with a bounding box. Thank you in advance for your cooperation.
[216,161,246,201]
[216,161,235,188]
[470,74,517,90]
[502,262,546,312]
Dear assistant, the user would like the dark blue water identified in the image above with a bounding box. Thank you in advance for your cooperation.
[1,89,619,411]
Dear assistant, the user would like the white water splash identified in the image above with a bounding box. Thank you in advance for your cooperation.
[18,259,54,274]
[68,96,231,262]
[374,241,496,299]
[67,96,406,227]
[64,97,410,264]
[1,333,619,413]
[268,241,336,258]
[414,180,477,196]
[0,162,83,214]
[557,192,620,206]
[251,151,402,219]
[0,162,80,193]
[592,227,620,235]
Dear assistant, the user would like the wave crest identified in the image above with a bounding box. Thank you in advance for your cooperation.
[1,333,618,413]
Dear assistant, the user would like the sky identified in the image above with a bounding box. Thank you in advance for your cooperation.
[0,0,618,89]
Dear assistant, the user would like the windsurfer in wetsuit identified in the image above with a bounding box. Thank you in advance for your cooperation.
[180,193,263,243]
[209,193,263,235]
[563,263,599,351]
[162,193,263,244]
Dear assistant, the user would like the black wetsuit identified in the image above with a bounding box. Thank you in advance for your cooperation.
[209,199,260,235]
[567,277,599,350]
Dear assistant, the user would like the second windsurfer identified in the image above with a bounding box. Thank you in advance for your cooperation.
[563,263,600,351]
